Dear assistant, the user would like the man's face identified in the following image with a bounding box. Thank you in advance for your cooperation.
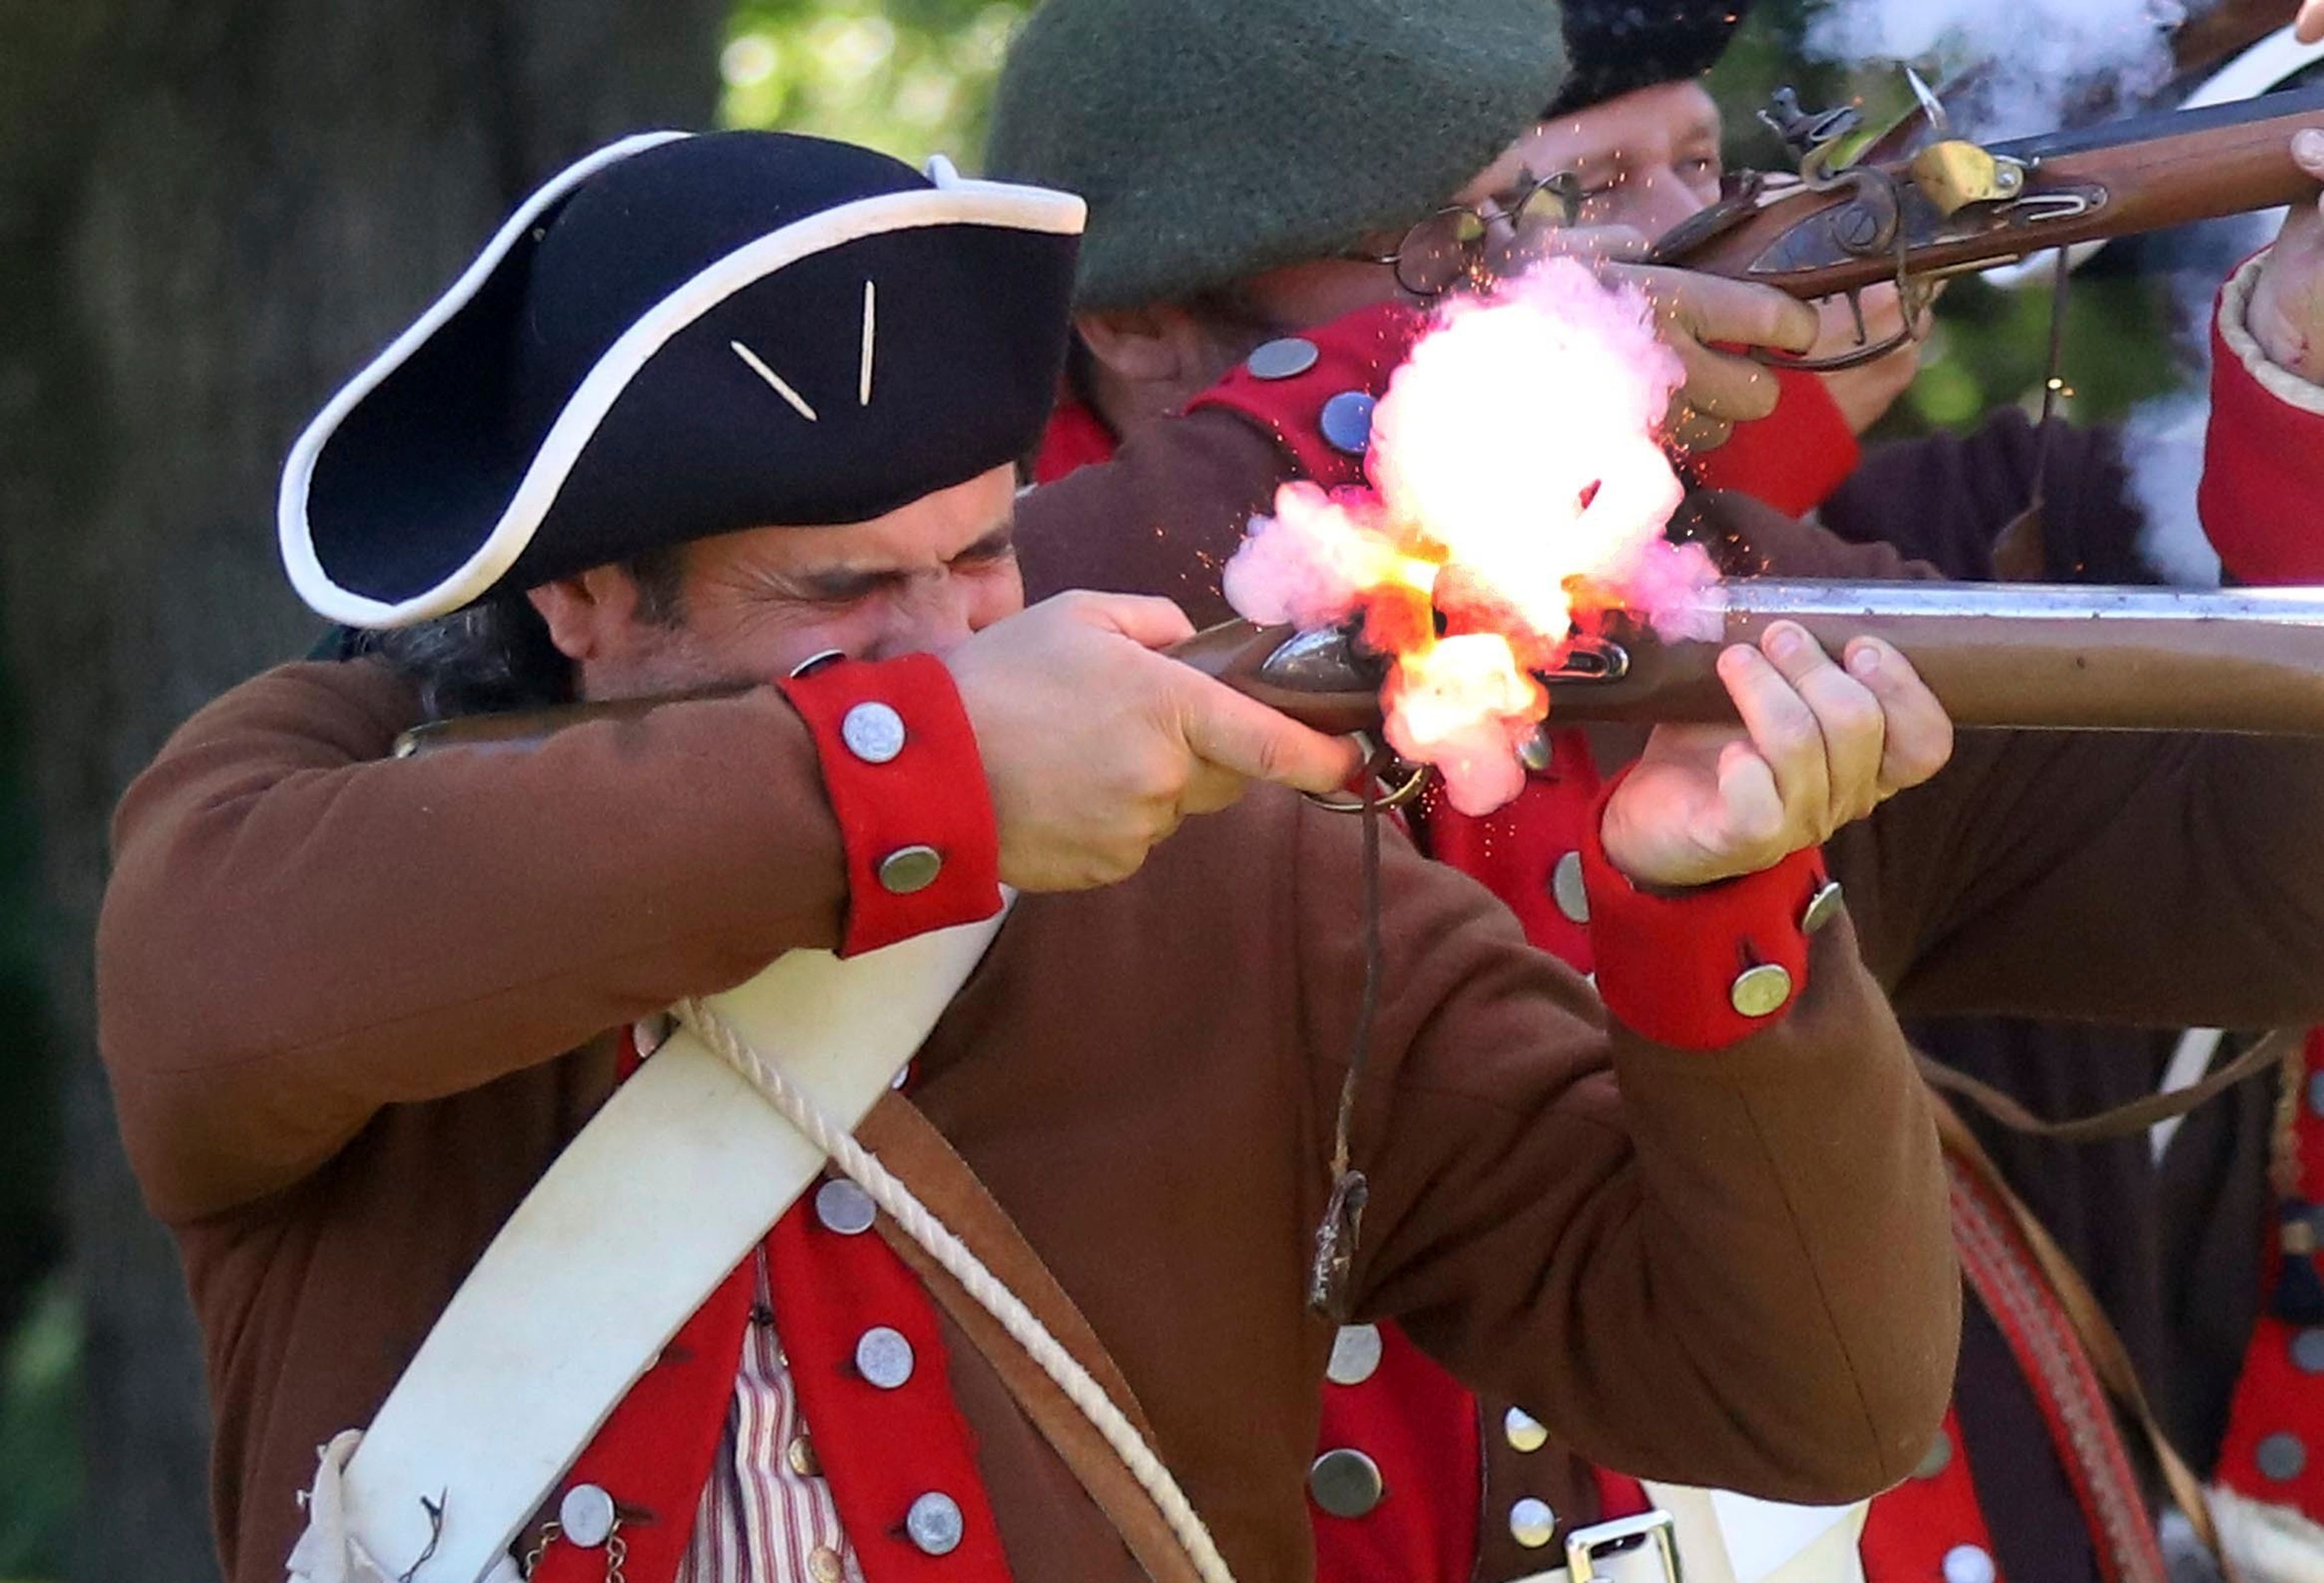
[1235,80,1725,334]
[534,465,1024,702]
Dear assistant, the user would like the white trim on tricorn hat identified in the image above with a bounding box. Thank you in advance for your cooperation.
[278,139,1085,628]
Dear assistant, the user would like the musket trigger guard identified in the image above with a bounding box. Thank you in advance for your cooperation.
[1305,737,1431,815]
[1745,196,1937,375]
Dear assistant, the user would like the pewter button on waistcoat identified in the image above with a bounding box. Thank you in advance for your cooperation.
[1308,1449,1385,1518]
[807,1545,845,1583]
[856,1325,916,1389]
[1942,1544,1996,1583]
[2260,1431,2308,1481]
[878,845,944,895]
[841,701,907,764]
[1508,1496,1558,1548]
[1326,1324,1384,1386]
[1246,337,1321,380]
[1914,1430,1954,1479]
[816,1178,877,1236]
[787,1435,821,1478]
[1319,390,1377,456]
[1517,725,1555,774]
[559,1483,617,1547]
[2297,1329,2324,1374]
[907,1492,966,1555]
[1730,963,1794,1018]
[1503,1406,1549,1453]
[1551,851,1590,925]
[1802,879,1846,934]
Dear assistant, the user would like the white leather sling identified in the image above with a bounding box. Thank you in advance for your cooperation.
[286,904,1011,1583]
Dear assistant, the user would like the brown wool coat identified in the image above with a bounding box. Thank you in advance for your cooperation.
[99,653,1961,1583]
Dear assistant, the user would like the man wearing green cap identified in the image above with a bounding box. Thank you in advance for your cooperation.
[984,1,2324,1580]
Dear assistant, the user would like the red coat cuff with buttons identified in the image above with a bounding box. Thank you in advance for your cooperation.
[2201,250,2324,587]
[1183,300,1430,489]
[1578,771,1838,1053]
[778,654,1003,958]
[1689,366,1863,520]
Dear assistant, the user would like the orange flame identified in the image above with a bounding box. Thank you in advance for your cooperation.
[1223,257,1719,815]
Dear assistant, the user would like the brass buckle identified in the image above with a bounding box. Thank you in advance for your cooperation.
[1566,1509,1683,1582]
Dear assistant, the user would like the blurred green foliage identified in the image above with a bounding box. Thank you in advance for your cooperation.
[719,0,1029,167]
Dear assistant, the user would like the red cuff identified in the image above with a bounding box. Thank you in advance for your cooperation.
[1184,300,1428,488]
[778,654,1002,956]
[1689,366,1861,519]
[1580,772,1829,1052]
[2201,272,2324,587]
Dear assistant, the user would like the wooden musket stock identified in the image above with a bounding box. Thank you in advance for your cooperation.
[1653,84,2324,301]
[395,584,2324,760]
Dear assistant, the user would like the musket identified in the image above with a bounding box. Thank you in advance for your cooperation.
[1650,81,2324,368]
[1173,582,2324,737]
[396,582,2324,760]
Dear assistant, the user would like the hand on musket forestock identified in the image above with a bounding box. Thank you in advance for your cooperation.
[2250,130,2324,384]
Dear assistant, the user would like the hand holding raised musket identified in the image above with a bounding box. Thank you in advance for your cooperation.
[2248,128,2324,382]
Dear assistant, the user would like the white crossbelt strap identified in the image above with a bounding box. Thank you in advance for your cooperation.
[1638,1486,1867,1583]
[286,906,1009,1583]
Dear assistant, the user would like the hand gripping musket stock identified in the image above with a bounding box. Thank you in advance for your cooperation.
[1650,81,2324,372]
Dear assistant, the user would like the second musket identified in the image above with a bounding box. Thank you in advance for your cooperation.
[1174,582,2324,738]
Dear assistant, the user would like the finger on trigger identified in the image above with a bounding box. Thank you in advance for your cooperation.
[1676,341,1779,421]
[1175,672,1366,795]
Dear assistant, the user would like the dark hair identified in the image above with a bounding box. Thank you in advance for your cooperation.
[354,545,688,721]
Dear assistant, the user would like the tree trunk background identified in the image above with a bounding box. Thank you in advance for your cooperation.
[0,3,723,1575]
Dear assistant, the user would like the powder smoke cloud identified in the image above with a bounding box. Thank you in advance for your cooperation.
[1804,0,2185,139]
[1223,258,1718,816]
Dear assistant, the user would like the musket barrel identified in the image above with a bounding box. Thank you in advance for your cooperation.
[1548,582,2324,735]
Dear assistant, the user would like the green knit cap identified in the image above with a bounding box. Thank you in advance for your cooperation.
[986,0,1571,309]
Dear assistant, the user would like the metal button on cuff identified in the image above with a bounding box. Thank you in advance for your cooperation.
[1319,390,1376,456]
[1802,879,1846,934]
[1326,1324,1384,1386]
[1550,851,1590,926]
[2308,1068,2324,1118]
[2296,1328,2324,1375]
[559,1483,618,1548]
[855,1325,916,1389]
[878,845,944,895]
[1508,1496,1558,1549]
[1517,726,1555,774]
[907,1492,966,1555]
[1942,1544,1997,1583]
[1246,337,1321,380]
[841,700,907,764]
[1308,1449,1385,1518]
[816,1178,877,1236]
[1503,1407,1549,1453]
[1730,963,1793,1018]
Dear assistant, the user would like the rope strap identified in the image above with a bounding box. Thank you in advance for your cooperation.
[674,999,1238,1583]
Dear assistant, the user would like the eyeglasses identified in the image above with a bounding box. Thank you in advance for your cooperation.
[1345,171,1584,298]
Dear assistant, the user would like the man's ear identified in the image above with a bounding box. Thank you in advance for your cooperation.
[526,565,649,663]
[1074,304,1212,385]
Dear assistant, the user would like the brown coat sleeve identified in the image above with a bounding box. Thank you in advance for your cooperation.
[1016,409,1292,628]
[1292,804,1957,1504]
[96,659,852,1221]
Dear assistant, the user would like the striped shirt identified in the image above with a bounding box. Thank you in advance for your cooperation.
[677,1249,866,1583]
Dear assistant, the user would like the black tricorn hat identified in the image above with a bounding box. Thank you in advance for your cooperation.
[280,130,1085,627]
[1549,0,1755,115]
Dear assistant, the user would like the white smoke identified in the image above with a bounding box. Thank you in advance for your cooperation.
[1804,0,2186,139]
[2123,392,2224,587]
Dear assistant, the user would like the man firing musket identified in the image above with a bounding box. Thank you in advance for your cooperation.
[97,123,1969,1583]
